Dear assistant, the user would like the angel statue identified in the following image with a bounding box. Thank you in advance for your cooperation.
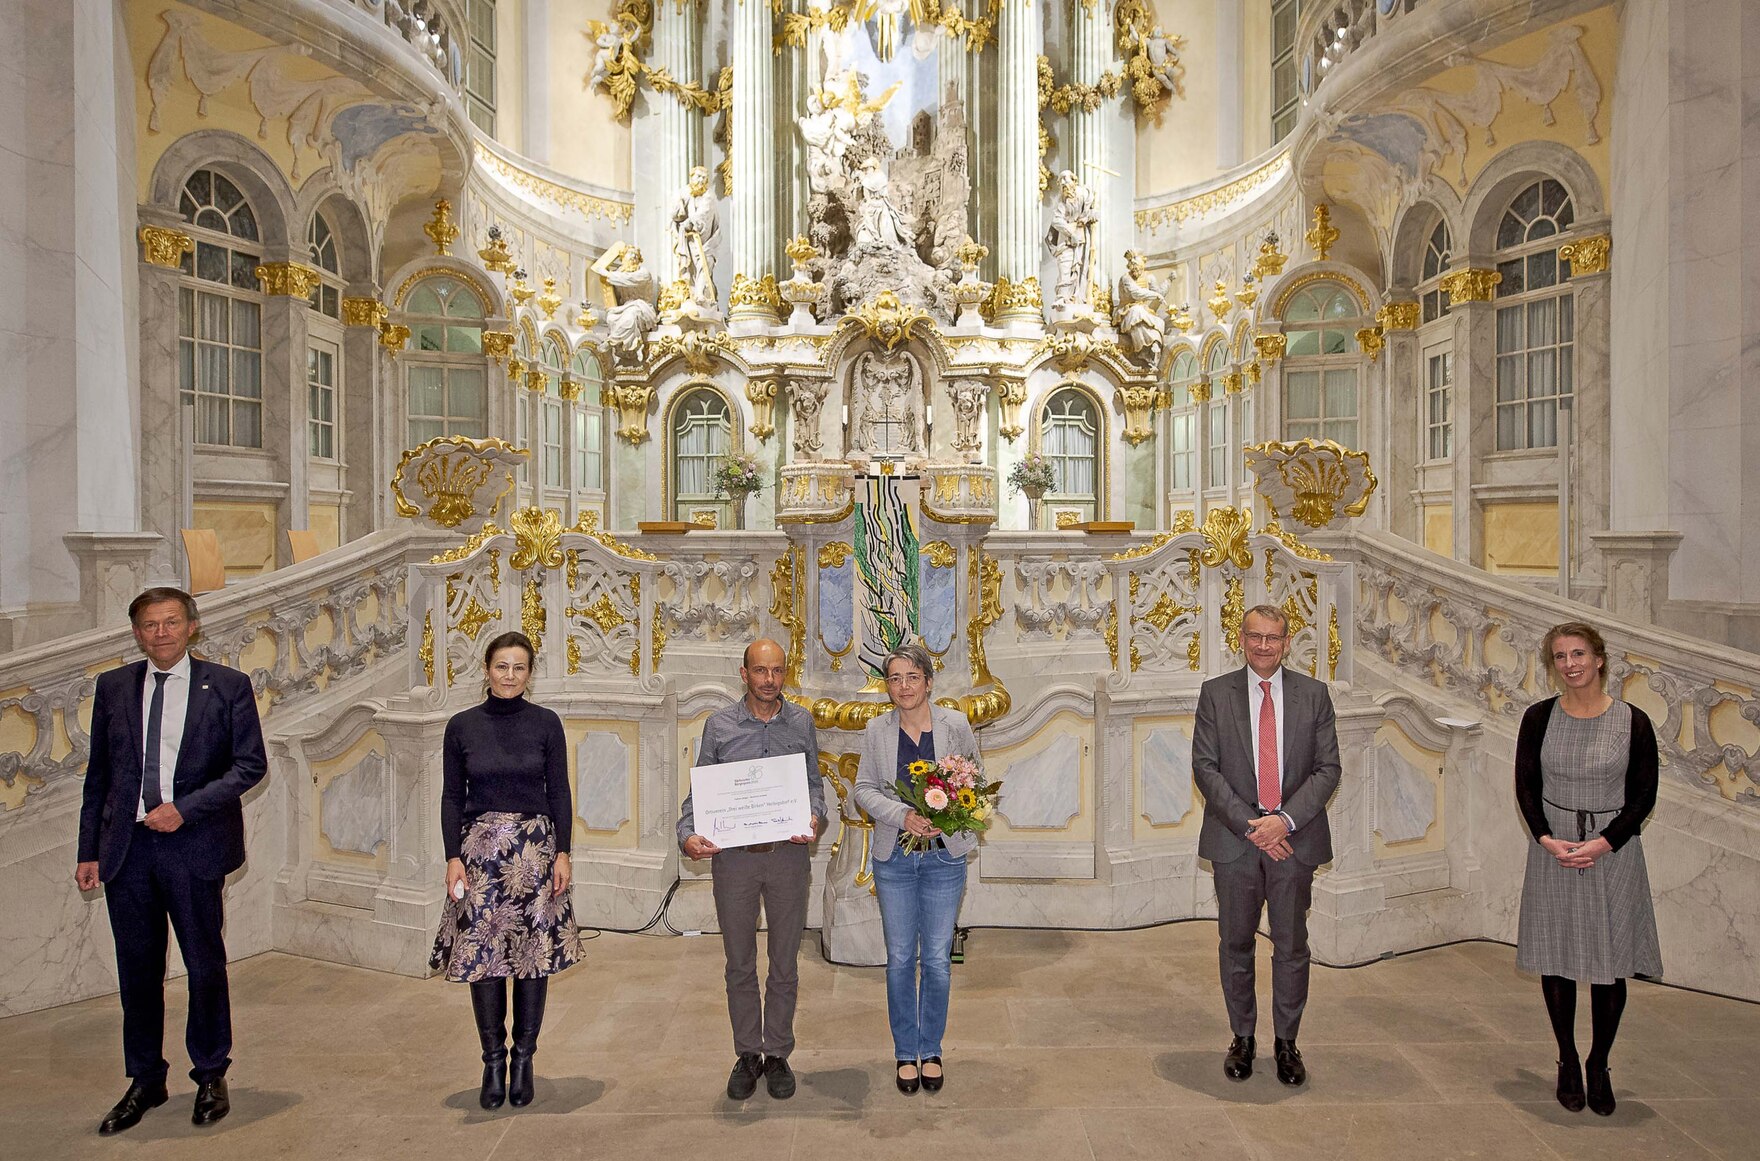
[1114,249,1172,368]
[1046,170,1098,307]
[799,91,855,193]
[591,243,658,366]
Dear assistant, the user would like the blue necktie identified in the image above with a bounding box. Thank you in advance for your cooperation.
[143,672,169,811]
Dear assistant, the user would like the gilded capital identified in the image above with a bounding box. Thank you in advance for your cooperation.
[341,297,388,328]
[1254,333,1287,363]
[379,323,411,355]
[482,331,515,362]
[138,225,193,269]
[1376,301,1420,331]
[254,261,323,298]
[1560,234,1611,276]
[1355,326,1385,362]
[1439,268,1501,304]
[1222,370,1244,395]
[1191,377,1213,404]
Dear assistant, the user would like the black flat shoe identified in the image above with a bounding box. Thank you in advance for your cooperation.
[764,1055,796,1100]
[98,1081,168,1135]
[920,1056,944,1093]
[1555,1058,1585,1112]
[1224,1035,1255,1081]
[1586,1062,1615,1116]
[895,1060,920,1095]
[1273,1038,1306,1087]
[191,1077,230,1126]
[727,1053,764,1101]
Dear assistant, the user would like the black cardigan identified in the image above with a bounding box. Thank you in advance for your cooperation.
[1514,695,1659,852]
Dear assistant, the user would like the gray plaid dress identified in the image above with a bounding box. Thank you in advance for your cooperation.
[1516,699,1663,983]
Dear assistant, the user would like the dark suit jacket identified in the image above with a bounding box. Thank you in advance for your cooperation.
[1192,665,1342,866]
[77,657,268,882]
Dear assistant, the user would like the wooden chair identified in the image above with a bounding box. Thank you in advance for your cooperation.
[286,529,323,564]
[180,528,226,595]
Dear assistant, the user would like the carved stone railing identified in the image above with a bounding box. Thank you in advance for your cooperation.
[1300,0,1430,97]
[0,530,414,816]
[337,0,464,91]
[1348,529,1760,805]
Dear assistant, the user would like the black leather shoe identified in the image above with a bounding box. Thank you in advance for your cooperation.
[1274,1038,1306,1087]
[508,1050,534,1107]
[1586,1062,1615,1116]
[98,1081,168,1135]
[895,1060,920,1095]
[764,1054,796,1099]
[1555,1058,1585,1112]
[920,1055,944,1093]
[726,1053,764,1100]
[191,1077,230,1126]
[1223,1035,1255,1081]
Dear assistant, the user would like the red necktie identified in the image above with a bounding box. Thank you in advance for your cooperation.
[1257,679,1281,811]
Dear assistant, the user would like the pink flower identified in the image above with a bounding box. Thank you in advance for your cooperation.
[924,787,949,810]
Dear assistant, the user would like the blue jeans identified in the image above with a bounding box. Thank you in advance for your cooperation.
[871,846,968,1060]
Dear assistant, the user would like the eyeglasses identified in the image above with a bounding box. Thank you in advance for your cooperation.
[884,672,926,686]
[1243,633,1287,646]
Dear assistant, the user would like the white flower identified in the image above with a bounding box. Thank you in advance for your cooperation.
[924,787,948,810]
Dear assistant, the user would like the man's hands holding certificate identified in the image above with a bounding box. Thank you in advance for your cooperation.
[683,814,821,861]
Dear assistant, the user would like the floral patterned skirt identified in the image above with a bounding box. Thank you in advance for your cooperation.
[430,812,585,983]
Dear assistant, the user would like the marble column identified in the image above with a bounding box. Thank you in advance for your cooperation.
[258,263,314,568]
[731,0,777,285]
[1448,290,1495,569]
[0,0,147,644]
[1066,1,1126,296]
[136,207,190,588]
[340,289,388,534]
[995,0,1043,314]
[634,0,703,284]
[1379,310,1422,545]
[1568,254,1611,606]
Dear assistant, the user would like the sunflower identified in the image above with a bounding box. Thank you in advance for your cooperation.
[957,787,977,809]
[907,759,937,777]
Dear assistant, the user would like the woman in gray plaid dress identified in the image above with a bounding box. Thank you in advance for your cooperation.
[1515,621,1661,1118]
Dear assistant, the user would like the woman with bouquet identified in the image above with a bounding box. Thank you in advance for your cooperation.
[854,642,989,1096]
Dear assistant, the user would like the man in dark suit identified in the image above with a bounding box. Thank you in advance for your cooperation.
[75,587,267,1134]
[1193,604,1342,1087]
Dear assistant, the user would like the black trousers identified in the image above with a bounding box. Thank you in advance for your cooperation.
[104,825,233,1084]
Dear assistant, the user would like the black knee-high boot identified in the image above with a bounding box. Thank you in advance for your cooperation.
[508,977,548,1107]
[1540,975,1584,1111]
[470,979,508,1109]
[1585,979,1626,1116]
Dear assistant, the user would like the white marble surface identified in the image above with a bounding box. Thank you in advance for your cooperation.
[320,751,388,856]
[577,731,632,832]
[1140,726,1194,826]
[1373,740,1436,845]
[997,733,1083,830]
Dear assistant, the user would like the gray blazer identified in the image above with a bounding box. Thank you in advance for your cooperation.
[853,704,982,862]
[1192,666,1342,866]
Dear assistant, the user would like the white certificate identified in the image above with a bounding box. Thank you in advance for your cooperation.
[690,752,812,848]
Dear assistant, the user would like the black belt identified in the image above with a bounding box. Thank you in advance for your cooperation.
[898,834,947,851]
[1543,798,1622,842]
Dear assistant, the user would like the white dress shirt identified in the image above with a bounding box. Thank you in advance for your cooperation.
[1246,666,1296,831]
[136,653,191,819]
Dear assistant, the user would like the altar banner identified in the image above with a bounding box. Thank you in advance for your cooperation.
[854,473,920,678]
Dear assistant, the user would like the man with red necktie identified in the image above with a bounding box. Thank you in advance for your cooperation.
[1192,604,1342,1087]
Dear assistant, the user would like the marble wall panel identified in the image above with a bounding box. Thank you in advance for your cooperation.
[577,730,632,832]
[818,555,853,652]
[919,553,957,654]
[320,751,387,856]
[998,733,1082,830]
[1373,740,1436,846]
[1140,726,1194,827]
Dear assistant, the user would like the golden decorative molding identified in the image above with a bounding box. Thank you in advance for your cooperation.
[1135,151,1289,233]
[393,436,526,531]
[1190,378,1212,404]
[987,275,1043,321]
[730,273,784,317]
[537,277,563,320]
[922,541,956,569]
[1207,280,1234,324]
[1305,203,1339,262]
[817,541,852,569]
[253,261,322,298]
[1271,270,1371,317]
[429,521,504,565]
[1376,301,1420,331]
[391,267,498,312]
[341,296,387,329]
[652,330,736,374]
[1252,232,1289,280]
[1221,371,1244,395]
[523,368,546,393]
[1246,439,1379,530]
[1560,233,1611,275]
[843,289,935,352]
[475,146,635,224]
[1439,268,1502,304]
[1254,333,1287,363]
[572,509,655,561]
[746,377,777,442]
[508,505,565,571]
[1198,506,1255,570]
[559,374,583,402]
[378,323,411,356]
[1355,327,1385,362]
[477,229,515,273]
[1245,361,1262,386]
[138,225,193,268]
[424,200,459,256]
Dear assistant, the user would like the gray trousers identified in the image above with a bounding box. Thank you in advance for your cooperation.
[711,843,811,1058]
[1213,846,1316,1041]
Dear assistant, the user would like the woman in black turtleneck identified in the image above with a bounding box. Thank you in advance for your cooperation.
[430,631,583,1109]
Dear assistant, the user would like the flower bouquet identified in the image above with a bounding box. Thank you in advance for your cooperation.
[1006,452,1055,497]
[712,451,765,498]
[896,754,1001,854]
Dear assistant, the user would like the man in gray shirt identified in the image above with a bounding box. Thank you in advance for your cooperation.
[679,638,825,1100]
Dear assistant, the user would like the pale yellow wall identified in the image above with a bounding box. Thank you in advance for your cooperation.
[308,504,342,554]
[1371,723,1445,858]
[546,0,631,190]
[1423,506,1453,556]
[310,731,391,868]
[1239,0,1273,161]
[1137,0,1220,196]
[1484,501,1559,576]
[192,500,278,578]
[496,0,525,148]
[564,717,643,849]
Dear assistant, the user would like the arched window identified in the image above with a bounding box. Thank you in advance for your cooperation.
[1167,349,1198,494]
[1281,279,1362,447]
[1041,387,1100,524]
[178,169,263,448]
[403,275,487,446]
[671,387,733,524]
[539,336,568,491]
[571,348,607,497]
[464,0,497,135]
[307,213,341,318]
[1420,221,1451,324]
[1205,341,1230,489]
[1494,179,1576,450]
